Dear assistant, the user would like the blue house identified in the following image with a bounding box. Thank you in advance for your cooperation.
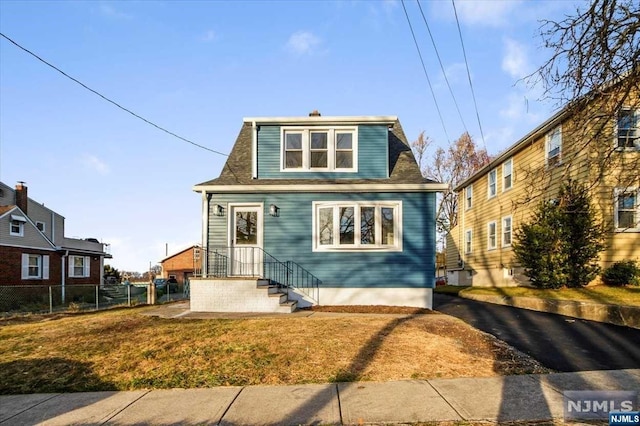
[191,113,447,312]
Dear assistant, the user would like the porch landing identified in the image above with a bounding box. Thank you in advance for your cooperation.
[190,278,296,313]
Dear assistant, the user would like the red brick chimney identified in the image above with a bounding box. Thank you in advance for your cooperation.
[15,182,28,215]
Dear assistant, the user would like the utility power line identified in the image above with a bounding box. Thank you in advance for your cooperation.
[416,0,469,136]
[0,32,228,157]
[451,0,487,149]
[400,0,451,144]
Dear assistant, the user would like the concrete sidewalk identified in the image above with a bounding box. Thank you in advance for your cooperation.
[1,369,639,425]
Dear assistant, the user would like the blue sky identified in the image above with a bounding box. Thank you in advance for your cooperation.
[0,0,580,272]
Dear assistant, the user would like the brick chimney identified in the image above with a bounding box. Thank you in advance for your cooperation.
[15,182,28,215]
[309,110,321,117]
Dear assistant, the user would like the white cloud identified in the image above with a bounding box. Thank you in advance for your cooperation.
[81,154,110,175]
[502,38,530,79]
[441,62,467,86]
[484,126,516,153]
[98,3,132,20]
[500,92,543,122]
[450,0,521,27]
[200,30,217,42]
[286,31,321,55]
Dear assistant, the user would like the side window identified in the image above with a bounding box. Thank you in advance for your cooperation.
[546,126,562,166]
[503,158,513,190]
[488,169,497,198]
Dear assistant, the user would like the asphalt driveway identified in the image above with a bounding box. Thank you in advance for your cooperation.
[433,293,640,372]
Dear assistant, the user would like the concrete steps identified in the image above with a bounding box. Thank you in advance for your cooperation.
[259,279,297,313]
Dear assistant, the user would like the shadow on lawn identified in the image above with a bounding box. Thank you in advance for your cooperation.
[0,357,116,395]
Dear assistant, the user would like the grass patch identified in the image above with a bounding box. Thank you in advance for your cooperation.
[460,285,640,307]
[434,285,471,296]
[0,306,549,394]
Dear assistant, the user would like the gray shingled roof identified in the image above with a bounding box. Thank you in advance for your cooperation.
[197,119,438,187]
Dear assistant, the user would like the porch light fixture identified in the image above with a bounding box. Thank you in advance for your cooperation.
[215,204,225,216]
[269,204,279,217]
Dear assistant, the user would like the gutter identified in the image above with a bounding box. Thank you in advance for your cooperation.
[192,183,450,193]
[454,107,568,192]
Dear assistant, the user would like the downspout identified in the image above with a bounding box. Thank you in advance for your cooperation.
[251,121,257,179]
[51,211,55,243]
[61,250,68,304]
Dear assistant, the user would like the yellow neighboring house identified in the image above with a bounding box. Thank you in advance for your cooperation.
[446,81,640,287]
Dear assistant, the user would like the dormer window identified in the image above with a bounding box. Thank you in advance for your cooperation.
[10,214,26,236]
[282,127,357,172]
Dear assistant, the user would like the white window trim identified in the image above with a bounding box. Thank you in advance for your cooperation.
[9,214,26,237]
[502,158,513,192]
[465,186,473,210]
[614,187,640,232]
[281,126,358,172]
[487,221,497,250]
[35,221,46,232]
[502,216,513,247]
[465,229,473,254]
[69,255,91,278]
[546,125,562,167]
[10,220,24,237]
[21,253,49,280]
[487,169,497,199]
[615,108,640,150]
[312,201,402,252]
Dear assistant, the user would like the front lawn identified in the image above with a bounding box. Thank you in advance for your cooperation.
[457,285,640,307]
[0,306,549,394]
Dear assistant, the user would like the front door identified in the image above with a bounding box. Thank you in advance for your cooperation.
[229,204,263,276]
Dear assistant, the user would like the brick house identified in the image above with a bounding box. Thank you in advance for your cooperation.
[160,245,202,286]
[0,181,111,286]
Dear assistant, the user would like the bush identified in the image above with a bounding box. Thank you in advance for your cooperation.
[512,181,604,289]
[602,261,640,286]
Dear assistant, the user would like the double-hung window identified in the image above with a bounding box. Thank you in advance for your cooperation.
[314,201,401,251]
[503,158,513,191]
[21,254,49,279]
[284,132,303,168]
[488,169,497,198]
[10,214,26,236]
[546,126,562,166]
[465,229,472,254]
[69,255,91,278]
[616,109,639,149]
[487,221,497,250]
[465,186,473,209]
[502,216,512,247]
[282,127,357,171]
[614,188,639,230]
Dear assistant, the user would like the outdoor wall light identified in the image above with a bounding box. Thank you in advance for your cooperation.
[215,204,225,216]
[269,204,279,217]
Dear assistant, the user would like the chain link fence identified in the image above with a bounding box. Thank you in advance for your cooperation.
[0,283,187,316]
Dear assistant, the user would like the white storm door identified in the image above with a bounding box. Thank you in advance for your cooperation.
[229,204,263,276]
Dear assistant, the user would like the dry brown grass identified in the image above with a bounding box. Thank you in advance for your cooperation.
[0,306,550,394]
[460,285,640,307]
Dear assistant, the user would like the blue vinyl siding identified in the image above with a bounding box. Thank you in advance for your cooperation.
[207,192,436,289]
[257,125,388,179]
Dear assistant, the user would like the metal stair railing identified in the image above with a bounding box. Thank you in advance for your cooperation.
[199,246,320,303]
